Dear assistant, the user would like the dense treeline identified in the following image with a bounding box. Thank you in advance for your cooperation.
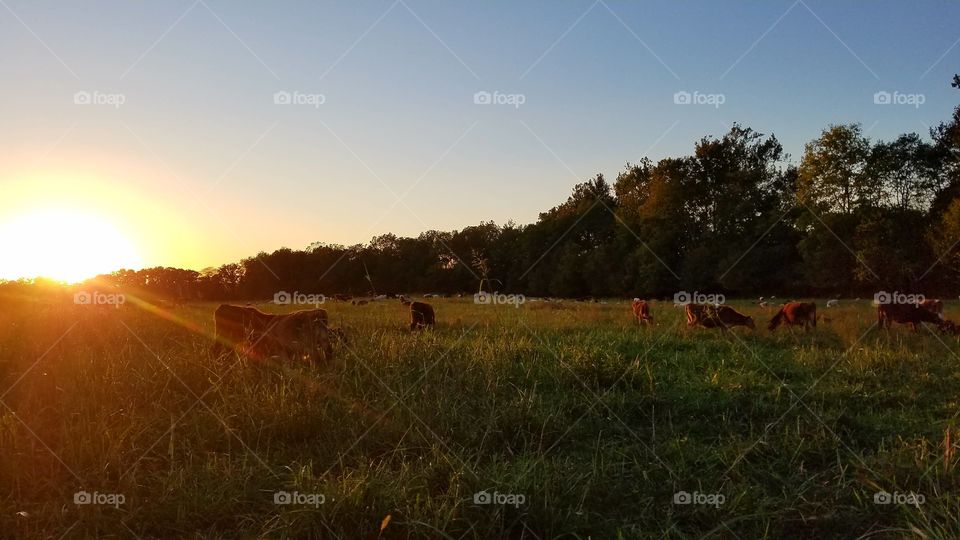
[6,77,960,301]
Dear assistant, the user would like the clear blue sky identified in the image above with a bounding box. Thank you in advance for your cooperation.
[1,0,958,270]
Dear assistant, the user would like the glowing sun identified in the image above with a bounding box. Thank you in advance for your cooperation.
[0,208,141,283]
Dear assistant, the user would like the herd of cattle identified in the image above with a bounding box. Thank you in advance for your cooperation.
[208,296,958,363]
[633,298,956,333]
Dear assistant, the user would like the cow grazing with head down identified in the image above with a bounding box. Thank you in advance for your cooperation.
[877,303,947,331]
[768,302,817,331]
[917,299,944,319]
[211,305,332,363]
[685,303,755,330]
[631,298,654,326]
[401,298,435,330]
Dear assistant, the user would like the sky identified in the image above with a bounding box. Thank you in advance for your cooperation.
[1,0,959,277]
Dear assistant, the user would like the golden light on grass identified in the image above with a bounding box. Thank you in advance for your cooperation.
[0,207,142,283]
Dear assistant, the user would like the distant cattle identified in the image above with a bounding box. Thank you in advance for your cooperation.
[685,303,755,330]
[768,302,817,331]
[878,303,946,331]
[631,298,654,326]
[917,299,944,319]
[211,305,331,362]
[826,299,838,308]
[333,294,352,302]
[401,298,435,330]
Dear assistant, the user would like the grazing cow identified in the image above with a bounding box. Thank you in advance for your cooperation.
[878,303,947,331]
[401,298,435,330]
[826,299,838,308]
[917,299,944,319]
[352,299,368,306]
[251,309,332,363]
[212,305,331,362]
[333,294,352,302]
[768,302,817,331]
[631,298,654,326]
[685,303,755,330]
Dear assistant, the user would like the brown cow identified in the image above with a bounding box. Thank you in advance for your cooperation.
[401,298,435,330]
[253,309,332,363]
[212,305,331,362]
[631,298,654,326]
[685,303,755,330]
[917,299,944,319]
[768,302,817,331]
[878,303,947,331]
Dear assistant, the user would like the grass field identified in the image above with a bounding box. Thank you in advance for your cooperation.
[1,297,959,538]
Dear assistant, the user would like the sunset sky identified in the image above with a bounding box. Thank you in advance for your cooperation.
[1,0,959,280]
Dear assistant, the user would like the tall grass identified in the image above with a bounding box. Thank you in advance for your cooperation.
[1,298,958,538]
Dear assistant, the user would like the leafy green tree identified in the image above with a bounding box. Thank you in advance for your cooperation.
[868,133,939,211]
[797,124,874,214]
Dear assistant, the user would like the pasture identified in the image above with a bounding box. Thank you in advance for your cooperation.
[1,297,958,538]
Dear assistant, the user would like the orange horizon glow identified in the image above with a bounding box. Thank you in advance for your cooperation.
[0,167,227,281]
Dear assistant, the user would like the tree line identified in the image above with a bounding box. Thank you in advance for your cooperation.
[7,77,960,302]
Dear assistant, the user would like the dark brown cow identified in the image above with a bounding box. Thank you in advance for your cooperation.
[212,305,331,362]
[631,298,654,326]
[917,299,944,319]
[401,298,435,330]
[768,302,817,331]
[685,303,755,330]
[877,303,946,331]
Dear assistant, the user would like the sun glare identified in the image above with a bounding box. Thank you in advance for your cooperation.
[0,208,141,283]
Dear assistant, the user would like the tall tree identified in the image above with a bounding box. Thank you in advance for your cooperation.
[797,124,874,214]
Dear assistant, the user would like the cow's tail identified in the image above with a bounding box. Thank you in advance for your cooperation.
[768,308,785,331]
